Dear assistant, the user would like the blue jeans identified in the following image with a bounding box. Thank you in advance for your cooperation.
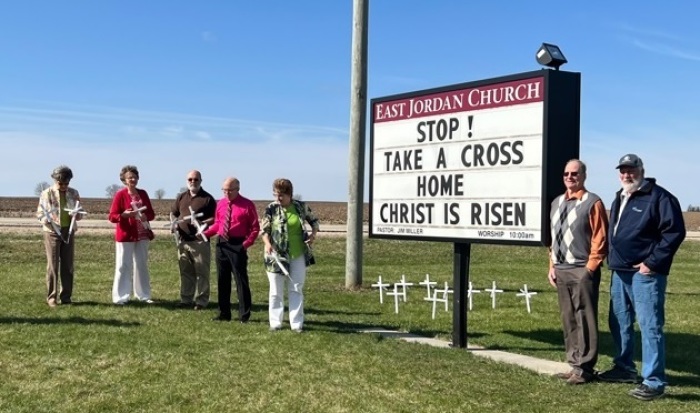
[608,270,667,390]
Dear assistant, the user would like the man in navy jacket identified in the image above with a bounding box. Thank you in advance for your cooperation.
[598,154,685,401]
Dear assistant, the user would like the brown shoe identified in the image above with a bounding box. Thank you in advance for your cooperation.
[566,372,595,385]
[48,299,57,308]
[555,371,574,380]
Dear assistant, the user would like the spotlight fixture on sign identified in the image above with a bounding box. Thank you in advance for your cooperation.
[536,43,567,70]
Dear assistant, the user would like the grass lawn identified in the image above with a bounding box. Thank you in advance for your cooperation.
[1,233,699,412]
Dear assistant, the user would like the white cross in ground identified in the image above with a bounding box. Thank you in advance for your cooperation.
[371,276,391,304]
[429,282,454,319]
[441,282,454,311]
[385,284,402,314]
[516,284,538,313]
[428,289,441,320]
[467,282,481,311]
[418,274,437,300]
[484,281,504,309]
[394,274,414,302]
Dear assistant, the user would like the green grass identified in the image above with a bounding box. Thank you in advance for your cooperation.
[1,233,699,412]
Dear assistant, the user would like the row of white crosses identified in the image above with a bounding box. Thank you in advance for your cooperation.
[372,274,538,316]
[39,201,88,243]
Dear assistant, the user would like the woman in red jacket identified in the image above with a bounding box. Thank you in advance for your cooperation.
[108,165,156,305]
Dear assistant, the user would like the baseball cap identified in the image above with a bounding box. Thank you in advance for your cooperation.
[616,154,643,169]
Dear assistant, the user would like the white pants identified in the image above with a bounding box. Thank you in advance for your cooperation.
[267,256,306,330]
[113,241,151,304]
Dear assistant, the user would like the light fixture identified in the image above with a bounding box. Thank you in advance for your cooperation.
[536,43,567,70]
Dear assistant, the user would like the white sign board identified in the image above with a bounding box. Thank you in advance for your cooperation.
[369,71,581,245]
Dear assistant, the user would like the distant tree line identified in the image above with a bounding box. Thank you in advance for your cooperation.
[688,205,700,212]
[34,182,168,199]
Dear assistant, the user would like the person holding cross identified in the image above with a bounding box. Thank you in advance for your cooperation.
[261,178,319,333]
[108,165,156,305]
[203,177,260,322]
[36,165,83,307]
[170,170,216,310]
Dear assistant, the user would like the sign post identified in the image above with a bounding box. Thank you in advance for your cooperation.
[369,69,581,347]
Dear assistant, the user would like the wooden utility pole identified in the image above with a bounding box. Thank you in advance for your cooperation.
[346,0,368,288]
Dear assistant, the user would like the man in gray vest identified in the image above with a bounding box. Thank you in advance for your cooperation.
[548,159,609,384]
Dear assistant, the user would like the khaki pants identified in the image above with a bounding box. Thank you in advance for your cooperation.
[178,241,211,306]
[555,266,601,375]
[43,228,74,303]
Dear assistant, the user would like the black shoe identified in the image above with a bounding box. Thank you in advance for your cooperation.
[629,384,664,401]
[212,315,231,322]
[597,367,640,383]
[178,302,194,308]
[194,304,205,311]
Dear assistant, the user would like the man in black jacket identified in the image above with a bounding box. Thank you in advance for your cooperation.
[597,154,686,401]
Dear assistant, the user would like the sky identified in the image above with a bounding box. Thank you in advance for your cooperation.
[1,1,698,208]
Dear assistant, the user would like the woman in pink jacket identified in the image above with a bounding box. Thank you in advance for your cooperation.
[108,165,155,305]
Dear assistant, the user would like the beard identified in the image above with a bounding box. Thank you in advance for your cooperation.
[621,176,643,194]
[188,183,201,192]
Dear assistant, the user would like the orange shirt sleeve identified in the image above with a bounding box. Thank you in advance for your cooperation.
[587,199,609,271]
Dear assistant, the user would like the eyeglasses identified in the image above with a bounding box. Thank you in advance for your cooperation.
[222,188,239,192]
[187,178,200,182]
[57,181,70,186]
[563,172,579,177]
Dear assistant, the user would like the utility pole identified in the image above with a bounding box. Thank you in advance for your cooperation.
[346,0,368,289]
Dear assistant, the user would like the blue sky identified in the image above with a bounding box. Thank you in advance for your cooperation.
[1,1,698,207]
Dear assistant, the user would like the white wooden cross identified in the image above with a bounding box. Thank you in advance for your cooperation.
[429,282,454,319]
[418,273,437,300]
[39,202,63,240]
[385,284,402,314]
[164,212,183,246]
[394,274,414,302]
[64,200,87,241]
[485,281,504,309]
[424,281,454,320]
[130,201,151,230]
[427,289,441,320]
[516,284,538,313]
[467,282,481,311]
[371,276,391,304]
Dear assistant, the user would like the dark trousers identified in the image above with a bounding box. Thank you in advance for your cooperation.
[215,239,251,321]
[43,228,75,303]
[555,266,601,375]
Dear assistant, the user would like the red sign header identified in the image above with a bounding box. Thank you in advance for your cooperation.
[374,77,544,123]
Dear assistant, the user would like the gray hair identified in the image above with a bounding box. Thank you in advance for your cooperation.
[566,159,587,176]
[50,165,73,182]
